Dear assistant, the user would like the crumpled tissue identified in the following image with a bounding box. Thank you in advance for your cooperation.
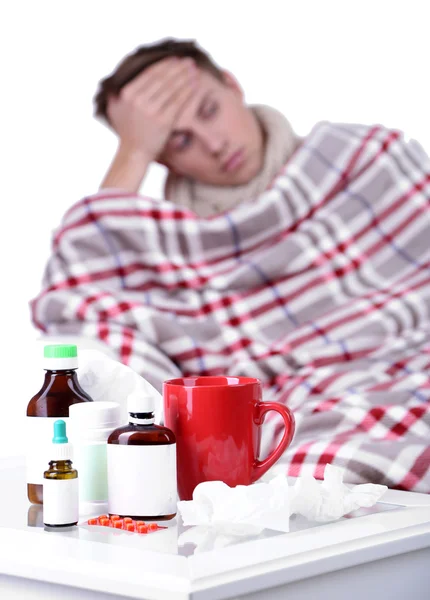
[77,350,163,423]
[178,476,290,552]
[177,464,387,552]
[289,463,388,522]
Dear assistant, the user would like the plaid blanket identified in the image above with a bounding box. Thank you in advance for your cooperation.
[32,122,430,492]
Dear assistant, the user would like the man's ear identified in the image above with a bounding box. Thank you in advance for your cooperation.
[221,70,244,99]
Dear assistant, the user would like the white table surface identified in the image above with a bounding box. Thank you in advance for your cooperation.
[0,456,430,600]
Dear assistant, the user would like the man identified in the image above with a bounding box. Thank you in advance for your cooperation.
[33,38,430,492]
[94,38,299,216]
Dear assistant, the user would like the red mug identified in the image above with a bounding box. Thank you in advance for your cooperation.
[163,376,295,501]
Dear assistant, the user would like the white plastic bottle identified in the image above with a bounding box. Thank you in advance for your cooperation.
[43,420,79,527]
[69,401,121,515]
[107,392,177,520]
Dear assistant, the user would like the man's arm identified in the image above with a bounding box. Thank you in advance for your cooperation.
[100,57,198,192]
[100,144,151,192]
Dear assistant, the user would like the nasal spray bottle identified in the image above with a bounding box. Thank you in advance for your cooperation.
[43,420,79,527]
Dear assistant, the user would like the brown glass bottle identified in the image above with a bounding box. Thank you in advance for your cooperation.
[107,399,177,521]
[43,460,79,527]
[27,345,93,505]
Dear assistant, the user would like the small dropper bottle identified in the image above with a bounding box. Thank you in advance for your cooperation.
[43,420,79,527]
[107,391,177,521]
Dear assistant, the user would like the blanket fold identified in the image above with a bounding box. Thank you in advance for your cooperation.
[32,122,430,492]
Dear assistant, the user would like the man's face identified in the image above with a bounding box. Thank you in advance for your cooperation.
[158,70,265,186]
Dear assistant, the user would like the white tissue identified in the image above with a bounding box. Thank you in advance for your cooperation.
[177,465,388,551]
[179,477,290,535]
[77,350,163,423]
[177,477,290,553]
[289,464,388,522]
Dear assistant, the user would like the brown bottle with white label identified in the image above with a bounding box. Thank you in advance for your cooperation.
[26,345,93,505]
[107,392,177,520]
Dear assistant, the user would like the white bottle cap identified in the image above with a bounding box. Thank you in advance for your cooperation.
[69,401,121,429]
[69,401,122,442]
[51,442,73,461]
[128,391,155,414]
[128,391,155,424]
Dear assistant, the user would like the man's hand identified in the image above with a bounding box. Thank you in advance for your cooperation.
[99,57,197,192]
[107,57,198,162]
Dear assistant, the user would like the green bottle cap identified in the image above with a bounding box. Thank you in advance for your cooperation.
[53,420,68,444]
[44,345,78,359]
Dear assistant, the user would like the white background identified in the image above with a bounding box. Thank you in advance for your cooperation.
[0,0,429,457]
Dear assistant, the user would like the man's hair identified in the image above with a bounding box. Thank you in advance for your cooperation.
[94,38,224,124]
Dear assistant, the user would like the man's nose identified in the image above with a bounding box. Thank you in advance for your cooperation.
[199,128,226,156]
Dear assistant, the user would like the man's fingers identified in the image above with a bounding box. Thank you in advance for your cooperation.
[143,59,195,103]
[126,56,190,95]
[112,56,198,133]
[120,56,178,98]
[153,65,197,112]
[162,77,197,122]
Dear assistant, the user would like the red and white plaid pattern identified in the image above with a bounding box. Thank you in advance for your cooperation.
[32,122,430,492]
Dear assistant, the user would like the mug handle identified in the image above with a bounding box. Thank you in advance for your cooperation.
[251,402,295,482]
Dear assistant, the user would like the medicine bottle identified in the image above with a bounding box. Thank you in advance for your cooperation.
[69,401,121,515]
[43,420,79,527]
[107,391,177,520]
[26,344,93,504]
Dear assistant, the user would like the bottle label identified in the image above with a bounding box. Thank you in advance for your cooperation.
[43,478,79,526]
[107,443,177,517]
[26,417,71,485]
[74,443,108,503]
